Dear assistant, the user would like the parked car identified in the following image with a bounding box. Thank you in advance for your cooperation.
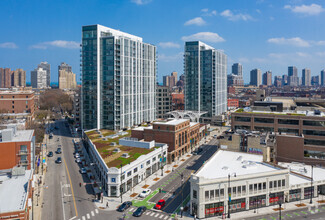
[47,151,53,157]
[56,147,62,154]
[132,206,146,217]
[154,199,165,210]
[117,201,132,212]
[75,153,80,158]
[56,157,62,164]
[75,158,81,163]
[80,168,87,174]
[139,189,151,198]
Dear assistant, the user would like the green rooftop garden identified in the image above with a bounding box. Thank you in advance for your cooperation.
[85,129,157,168]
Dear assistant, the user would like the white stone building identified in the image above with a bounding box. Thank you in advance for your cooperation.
[190,150,325,219]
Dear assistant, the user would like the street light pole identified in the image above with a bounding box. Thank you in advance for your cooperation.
[161,146,164,176]
[278,202,282,220]
[310,165,314,204]
[120,164,123,203]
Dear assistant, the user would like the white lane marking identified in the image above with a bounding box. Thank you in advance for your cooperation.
[60,182,66,220]
[150,212,155,216]
[164,216,168,220]
[145,212,150,215]
[95,209,98,214]
[82,217,85,220]
[91,211,94,216]
[159,214,164,218]
[86,213,90,219]
[69,217,76,220]
[155,213,159,217]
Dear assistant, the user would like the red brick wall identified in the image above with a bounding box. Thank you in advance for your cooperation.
[0,141,32,170]
[0,92,34,115]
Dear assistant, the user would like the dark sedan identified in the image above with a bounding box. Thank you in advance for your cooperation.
[47,151,53,157]
[132,206,146,217]
[56,157,62,164]
[117,201,132,212]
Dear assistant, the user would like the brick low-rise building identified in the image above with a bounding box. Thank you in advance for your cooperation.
[0,90,35,117]
[231,110,325,165]
[0,125,35,170]
[131,118,206,163]
[227,98,239,109]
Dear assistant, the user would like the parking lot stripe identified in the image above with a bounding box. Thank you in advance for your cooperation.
[155,213,159,217]
[293,212,300,216]
[95,209,98,214]
[91,211,94,216]
[150,212,155,216]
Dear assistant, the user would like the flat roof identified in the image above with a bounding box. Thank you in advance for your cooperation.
[279,162,325,182]
[196,150,280,179]
[132,125,153,131]
[0,90,34,95]
[0,170,32,213]
[153,119,189,126]
[0,129,34,142]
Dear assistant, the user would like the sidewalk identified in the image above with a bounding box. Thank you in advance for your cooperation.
[177,198,325,220]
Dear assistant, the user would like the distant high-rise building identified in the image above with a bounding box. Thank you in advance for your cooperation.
[179,74,185,82]
[311,75,319,86]
[232,63,243,76]
[184,41,227,118]
[12,68,26,87]
[250,69,262,86]
[81,24,156,130]
[302,68,311,86]
[321,70,325,86]
[31,67,47,88]
[37,62,51,87]
[163,72,177,88]
[288,66,298,87]
[262,71,272,86]
[156,85,171,119]
[228,63,244,86]
[282,74,288,86]
[274,76,282,87]
[0,68,12,88]
[58,62,76,89]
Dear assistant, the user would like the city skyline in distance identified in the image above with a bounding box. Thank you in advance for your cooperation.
[0,0,324,84]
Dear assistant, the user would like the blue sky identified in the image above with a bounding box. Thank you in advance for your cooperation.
[0,0,324,84]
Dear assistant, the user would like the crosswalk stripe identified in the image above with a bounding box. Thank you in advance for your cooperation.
[286,214,292,217]
[91,211,94,216]
[164,216,168,220]
[301,211,307,214]
[145,212,150,215]
[95,209,98,214]
[150,212,155,216]
[86,213,90,219]
[82,217,85,220]
[159,214,164,218]
[155,213,159,217]
[129,208,135,211]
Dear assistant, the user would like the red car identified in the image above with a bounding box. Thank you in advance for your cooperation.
[155,199,166,210]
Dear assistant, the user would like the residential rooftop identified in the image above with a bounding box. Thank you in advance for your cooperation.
[0,129,34,142]
[0,90,34,95]
[235,108,325,117]
[153,118,189,126]
[0,169,32,213]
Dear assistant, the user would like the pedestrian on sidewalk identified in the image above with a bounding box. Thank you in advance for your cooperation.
[106,202,109,208]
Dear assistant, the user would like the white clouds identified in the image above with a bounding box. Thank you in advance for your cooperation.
[184,17,206,26]
[267,37,310,47]
[284,4,324,16]
[316,52,325,56]
[0,42,18,49]
[181,32,225,43]
[158,42,180,49]
[316,41,325,46]
[201,8,217,16]
[30,40,80,49]
[158,52,183,62]
[131,0,152,5]
[220,9,253,21]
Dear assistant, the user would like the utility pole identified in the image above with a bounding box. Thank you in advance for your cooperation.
[310,165,314,204]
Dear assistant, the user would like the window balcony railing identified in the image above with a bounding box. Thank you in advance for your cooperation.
[19,150,28,155]
[19,160,28,166]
